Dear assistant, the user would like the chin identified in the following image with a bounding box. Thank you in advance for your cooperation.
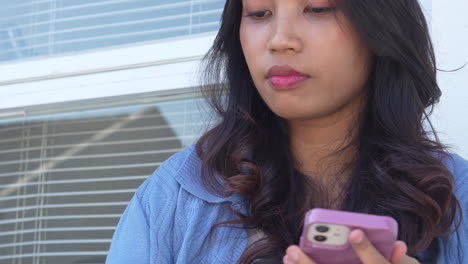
[271,108,314,120]
[260,94,344,121]
[270,106,335,121]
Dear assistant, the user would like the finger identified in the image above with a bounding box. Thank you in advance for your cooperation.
[349,229,389,264]
[397,255,420,264]
[283,245,317,264]
[390,241,407,263]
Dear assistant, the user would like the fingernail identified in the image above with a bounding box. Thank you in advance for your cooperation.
[284,255,296,264]
[289,249,299,262]
[351,230,363,244]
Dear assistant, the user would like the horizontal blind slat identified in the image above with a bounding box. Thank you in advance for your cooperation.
[0,201,128,214]
[0,189,136,202]
[0,148,182,166]
[0,175,148,189]
[0,121,205,145]
[0,239,112,249]
[0,214,121,225]
[0,22,220,56]
[0,135,196,155]
[0,251,108,260]
[0,162,159,178]
[0,226,116,237]
[0,103,206,129]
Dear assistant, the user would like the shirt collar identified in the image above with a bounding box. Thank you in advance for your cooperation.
[173,144,247,207]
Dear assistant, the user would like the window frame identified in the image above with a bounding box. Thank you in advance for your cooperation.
[0,32,216,112]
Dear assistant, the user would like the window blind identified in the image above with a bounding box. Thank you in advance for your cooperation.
[0,93,211,264]
[0,0,224,62]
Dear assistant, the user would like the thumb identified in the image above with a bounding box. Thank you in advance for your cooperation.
[283,245,317,264]
[390,241,407,263]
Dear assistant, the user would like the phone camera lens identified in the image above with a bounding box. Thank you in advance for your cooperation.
[314,235,327,242]
[316,226,329,233]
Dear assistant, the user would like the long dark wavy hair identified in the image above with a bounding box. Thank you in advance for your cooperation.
[195,0,461,263]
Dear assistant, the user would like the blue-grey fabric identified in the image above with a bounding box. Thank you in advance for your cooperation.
[105,145,468,263]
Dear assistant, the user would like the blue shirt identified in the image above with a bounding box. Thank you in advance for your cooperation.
[105,145,468,263]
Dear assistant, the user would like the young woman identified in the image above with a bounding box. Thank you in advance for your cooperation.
[106,0,467,263]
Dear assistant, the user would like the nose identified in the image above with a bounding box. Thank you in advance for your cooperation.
[267,14,303,54]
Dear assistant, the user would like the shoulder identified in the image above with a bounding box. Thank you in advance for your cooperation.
[136,144,244,209]
[437,153,468,263]
[444,153,468,198]
[107,145,248,263]
[443,153,468,227]
[135,145,248,263]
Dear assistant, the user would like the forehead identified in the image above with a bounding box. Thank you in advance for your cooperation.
[241,0,334,5]
[241,0,329,2]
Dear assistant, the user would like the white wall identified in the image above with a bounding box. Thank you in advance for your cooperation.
[431,0,468,159]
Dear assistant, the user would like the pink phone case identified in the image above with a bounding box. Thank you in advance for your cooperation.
[299,208,398,264]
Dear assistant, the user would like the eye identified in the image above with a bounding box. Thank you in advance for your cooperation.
[244,7,335,20]
[306,7,336,14]
[245,10,271,19]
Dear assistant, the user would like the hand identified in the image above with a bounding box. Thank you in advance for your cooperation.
[348,229,419,264]
[282,229,420,264]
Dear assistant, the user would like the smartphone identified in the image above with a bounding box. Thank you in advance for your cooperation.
[299,208,398,264]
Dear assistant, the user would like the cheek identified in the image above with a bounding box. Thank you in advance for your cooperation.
[240,22,254,57]
[240,25,266,86]
[240,24,259,62]
[315,28,371,91]
[336,44,370,91]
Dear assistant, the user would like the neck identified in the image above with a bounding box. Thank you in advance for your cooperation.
[288,102,364,181]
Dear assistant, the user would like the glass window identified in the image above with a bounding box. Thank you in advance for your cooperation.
[0,92,212,264]
[0,0,224,62]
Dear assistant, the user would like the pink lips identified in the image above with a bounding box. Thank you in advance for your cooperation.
[266,65,309,90]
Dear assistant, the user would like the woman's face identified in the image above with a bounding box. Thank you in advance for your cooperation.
[240,0,372,122]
